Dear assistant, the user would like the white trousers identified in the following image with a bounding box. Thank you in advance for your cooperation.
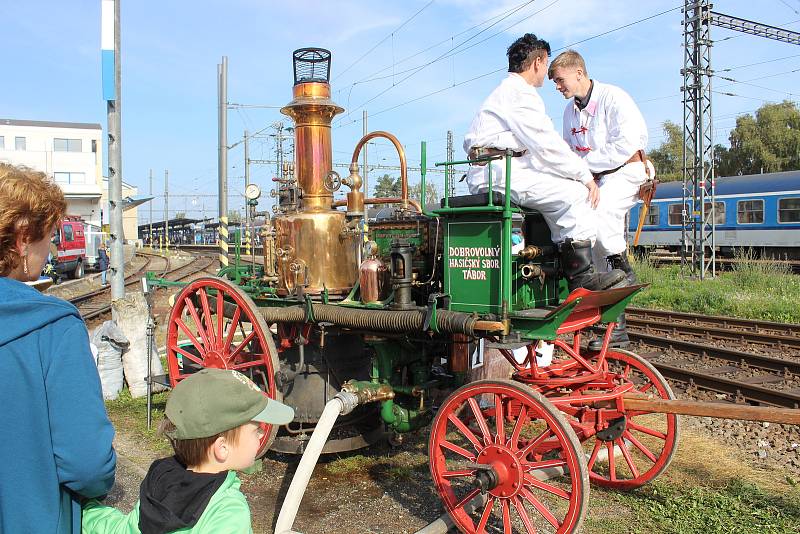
[592,162,648,269]
[468,162,596,244]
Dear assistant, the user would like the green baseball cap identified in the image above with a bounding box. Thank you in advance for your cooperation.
[165,368,294,440]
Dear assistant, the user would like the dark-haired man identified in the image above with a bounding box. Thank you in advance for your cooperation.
[464,33,626,292]
[549,49,653,348]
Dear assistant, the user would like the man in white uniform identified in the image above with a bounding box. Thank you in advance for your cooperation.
[549,49,653,347]
[464,33,626,292]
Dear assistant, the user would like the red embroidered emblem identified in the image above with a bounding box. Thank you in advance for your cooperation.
[571,126,588,135]
[575,146,591,152]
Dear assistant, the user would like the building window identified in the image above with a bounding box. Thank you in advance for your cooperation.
[15,137,26,151]
[778,197,800,223]
[91,139,97,153]
[703,201,726,225]
[668,204,686,226]
[54,138,82,152]
[644,205,660,226]
[53,172,87,185]
[0,136,4,150]
[737,199,764,224]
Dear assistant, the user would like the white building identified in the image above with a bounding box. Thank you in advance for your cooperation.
[0,118,141,244]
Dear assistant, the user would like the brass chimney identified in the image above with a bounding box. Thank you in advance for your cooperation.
[274,48,358,296]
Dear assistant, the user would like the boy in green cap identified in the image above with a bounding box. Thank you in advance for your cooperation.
[82,368,294,534]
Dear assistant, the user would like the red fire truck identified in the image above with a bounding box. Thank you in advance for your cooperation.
[51,216,87,279]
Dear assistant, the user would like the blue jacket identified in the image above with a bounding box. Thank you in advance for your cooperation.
[98,248,109,271]
[0,277,116,534]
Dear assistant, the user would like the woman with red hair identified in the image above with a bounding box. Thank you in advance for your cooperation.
[0,163,116,534]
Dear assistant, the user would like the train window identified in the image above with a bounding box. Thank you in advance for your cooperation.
[668,204,686,226]
[63,225,74,242]
[703,202,726,225]
[737,200,764,224]
[644,205,659,226]
[778,198,800,223]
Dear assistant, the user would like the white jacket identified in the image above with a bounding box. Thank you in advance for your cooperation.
[464,73,593,195]
[561,81,648,174]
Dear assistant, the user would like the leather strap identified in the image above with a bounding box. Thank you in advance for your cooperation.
[593,149,649,179]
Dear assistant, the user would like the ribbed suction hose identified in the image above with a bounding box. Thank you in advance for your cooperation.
[260,303,477,335]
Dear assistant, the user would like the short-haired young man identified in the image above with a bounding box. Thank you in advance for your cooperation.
[82,368,295,534]
[549,49,654,348]
[464,33,626,292]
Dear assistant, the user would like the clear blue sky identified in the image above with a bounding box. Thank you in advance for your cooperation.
[4,0,800,222]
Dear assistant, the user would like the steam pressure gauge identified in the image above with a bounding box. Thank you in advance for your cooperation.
[245,183,261,200]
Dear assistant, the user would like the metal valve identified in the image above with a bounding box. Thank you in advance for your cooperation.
[323,170,342,192]
[520,263,542,279]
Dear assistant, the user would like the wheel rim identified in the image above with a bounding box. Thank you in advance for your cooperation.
[583,349,680,489]
[429,379,588,534]
[166,277,282,455]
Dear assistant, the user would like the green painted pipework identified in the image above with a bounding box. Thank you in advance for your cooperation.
[380,398,427,432]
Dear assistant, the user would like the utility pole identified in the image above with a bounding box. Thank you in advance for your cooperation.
[102,0,125,299]
[274,121,284,181]
[218,56,229,268]
[244,129,250,228]
[681,1,800,279]
[446,130,455,198]
[164,170,169,251]
[148,168,153,246]
[363,110,368,197]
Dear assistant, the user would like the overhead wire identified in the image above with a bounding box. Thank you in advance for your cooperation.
[777,0,800,16]
[333,0,435,82]
[334,0,550,125]
[334,3,684,130]
[338,0,540,88]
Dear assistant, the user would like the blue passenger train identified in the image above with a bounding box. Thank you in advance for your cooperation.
[628,170,800,259]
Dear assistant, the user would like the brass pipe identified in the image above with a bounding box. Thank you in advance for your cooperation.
[349,131,409,210]
[331,197,422,213]
[280,82,344,212]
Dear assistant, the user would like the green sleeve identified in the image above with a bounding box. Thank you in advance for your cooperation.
[195,491,253,534]
[82,499,141,534]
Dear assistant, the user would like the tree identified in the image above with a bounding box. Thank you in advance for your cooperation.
[648,120,685,182]
[410,181,440,206]
[717,100,800,176]
[373,173,400,197]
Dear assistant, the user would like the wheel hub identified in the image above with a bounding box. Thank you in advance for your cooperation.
[596,415,627,442]
[203,350,228,368]
[476,445,523,498]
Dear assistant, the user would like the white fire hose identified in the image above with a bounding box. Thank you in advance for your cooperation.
[274,391,360,534]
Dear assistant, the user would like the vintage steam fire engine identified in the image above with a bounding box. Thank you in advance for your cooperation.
[155,49,798,534]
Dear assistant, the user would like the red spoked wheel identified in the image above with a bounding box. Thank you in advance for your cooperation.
[166,277,282,455]
[582,349,680,489]
[429,379,589,534]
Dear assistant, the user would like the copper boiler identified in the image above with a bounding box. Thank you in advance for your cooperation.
[274,48,358,296]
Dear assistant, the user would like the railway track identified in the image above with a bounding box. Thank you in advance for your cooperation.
[607,308,800,409]
[71,253,215,320]
[645,254,800,273]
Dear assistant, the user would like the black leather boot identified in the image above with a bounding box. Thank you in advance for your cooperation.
[560,239,627,292]
[588,313,630,351]
[608,253,638,284]
[587,252,636,351]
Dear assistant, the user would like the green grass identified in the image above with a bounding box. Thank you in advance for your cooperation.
[104,388,172,455]
[617,479,800,534]
[631,254,800,322]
